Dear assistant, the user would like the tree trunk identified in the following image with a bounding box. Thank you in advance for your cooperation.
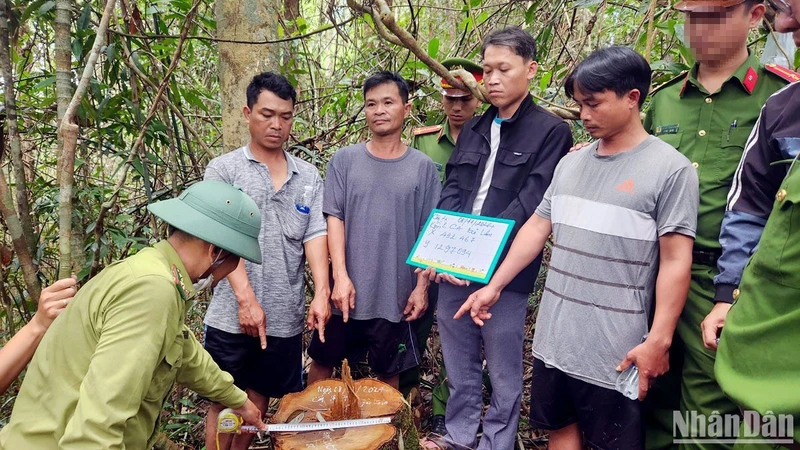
[54,0,73,277]
[285,0,299,21]
[0,0,41,301]
[55,0,72,167]
[0,0,35,257]
[56,0,116,279]
[215,0,283,151]
[0,174,40,302]
[271,361,420,450]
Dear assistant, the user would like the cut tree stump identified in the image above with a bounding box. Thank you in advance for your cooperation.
[271,360,420,450]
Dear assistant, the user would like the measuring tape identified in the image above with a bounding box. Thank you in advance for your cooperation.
[217,408,393,435]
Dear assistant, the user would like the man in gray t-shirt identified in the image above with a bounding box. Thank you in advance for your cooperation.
[460,47,698,450]
[307,72,441,389]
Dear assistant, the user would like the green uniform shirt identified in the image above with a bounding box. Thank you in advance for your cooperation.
[716,161,800,440]
[0,241,247,450]
[411,120,456,182]
[644,53,788,252]
[715,82,800,442]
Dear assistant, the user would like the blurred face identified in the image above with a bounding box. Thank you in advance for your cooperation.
[685,3,765,64]
[573,85,641,140]
[772,0,800,45]
[365,82,411,137]
[244,90,294,152]
[442,93,480,128]
[482,45,537,114]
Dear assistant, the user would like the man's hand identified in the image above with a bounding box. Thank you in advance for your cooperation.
[616,339,670,401]
[307,295,331,343]
[414,267,470,286]
[701,302,732,350]
[31,275,78,334]
[232,399,267,431]
[414,267,436,282]
[236,287,267,349]
[569,142,592,153]
[454,285,501,326]
[436,272,470,286]
[403,287,428,321]
[331,274,356,322]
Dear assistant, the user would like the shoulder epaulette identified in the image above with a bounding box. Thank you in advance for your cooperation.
[649,71,689,97]
[412,125,443,136]
[764,63,800,83]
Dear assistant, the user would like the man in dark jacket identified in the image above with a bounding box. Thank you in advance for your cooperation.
[429,27,572,450]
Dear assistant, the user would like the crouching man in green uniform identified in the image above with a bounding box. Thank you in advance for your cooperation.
[0,180,267,449]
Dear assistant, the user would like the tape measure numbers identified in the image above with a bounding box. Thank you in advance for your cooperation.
[216,408,393,435]
[268,416,393,433]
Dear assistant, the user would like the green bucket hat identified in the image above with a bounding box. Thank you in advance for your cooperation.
[147,180,263,264]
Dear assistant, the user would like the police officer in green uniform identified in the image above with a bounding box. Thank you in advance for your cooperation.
[0,180,267,449]
[642,1,795,448]
[402,57,482,435]
[711,0,800,447]
[411,57,482,180]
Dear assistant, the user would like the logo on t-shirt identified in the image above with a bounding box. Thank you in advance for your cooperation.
[615,179,635,193]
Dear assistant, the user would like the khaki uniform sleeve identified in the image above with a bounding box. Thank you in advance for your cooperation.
[59,276,178,450]
[175,326,247,408]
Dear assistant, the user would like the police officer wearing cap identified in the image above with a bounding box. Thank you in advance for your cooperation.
[0,180,267,449]
[641,1,799,448]
[411,57,483,181]
[403,57,483,435]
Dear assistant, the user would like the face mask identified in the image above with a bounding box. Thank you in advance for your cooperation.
[193,273,215,292]
[193,249,227,292]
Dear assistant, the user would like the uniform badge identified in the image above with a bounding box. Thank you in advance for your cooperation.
[743,67,758,94]
[655,124,679,136]
[765,64,800,83]
[172,264,189,301]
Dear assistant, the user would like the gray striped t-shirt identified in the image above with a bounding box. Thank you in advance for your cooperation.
[532,136,698,389]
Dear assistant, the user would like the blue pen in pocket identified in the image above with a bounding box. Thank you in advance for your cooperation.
[726,119,737,142]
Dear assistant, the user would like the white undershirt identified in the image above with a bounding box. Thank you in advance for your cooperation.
[471,117,503,215]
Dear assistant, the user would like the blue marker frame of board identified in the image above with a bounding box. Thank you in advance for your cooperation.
[405,209,516,284]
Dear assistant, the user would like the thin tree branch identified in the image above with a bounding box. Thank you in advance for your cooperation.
[351,0,579,119]
[112,16,215,160]
[57,0,117,278]
[1,0,39,302]
[764,20,793,68]
[90,0,200,275]
[0,173,40,302]
[0,0,36,260]
[345,0,401,46]
[369,0,488,102]
[108,16,355,45]
[54,0,72,169]
[644,0,658,62]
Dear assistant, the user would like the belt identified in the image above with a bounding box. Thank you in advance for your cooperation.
[692,249,721,267]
